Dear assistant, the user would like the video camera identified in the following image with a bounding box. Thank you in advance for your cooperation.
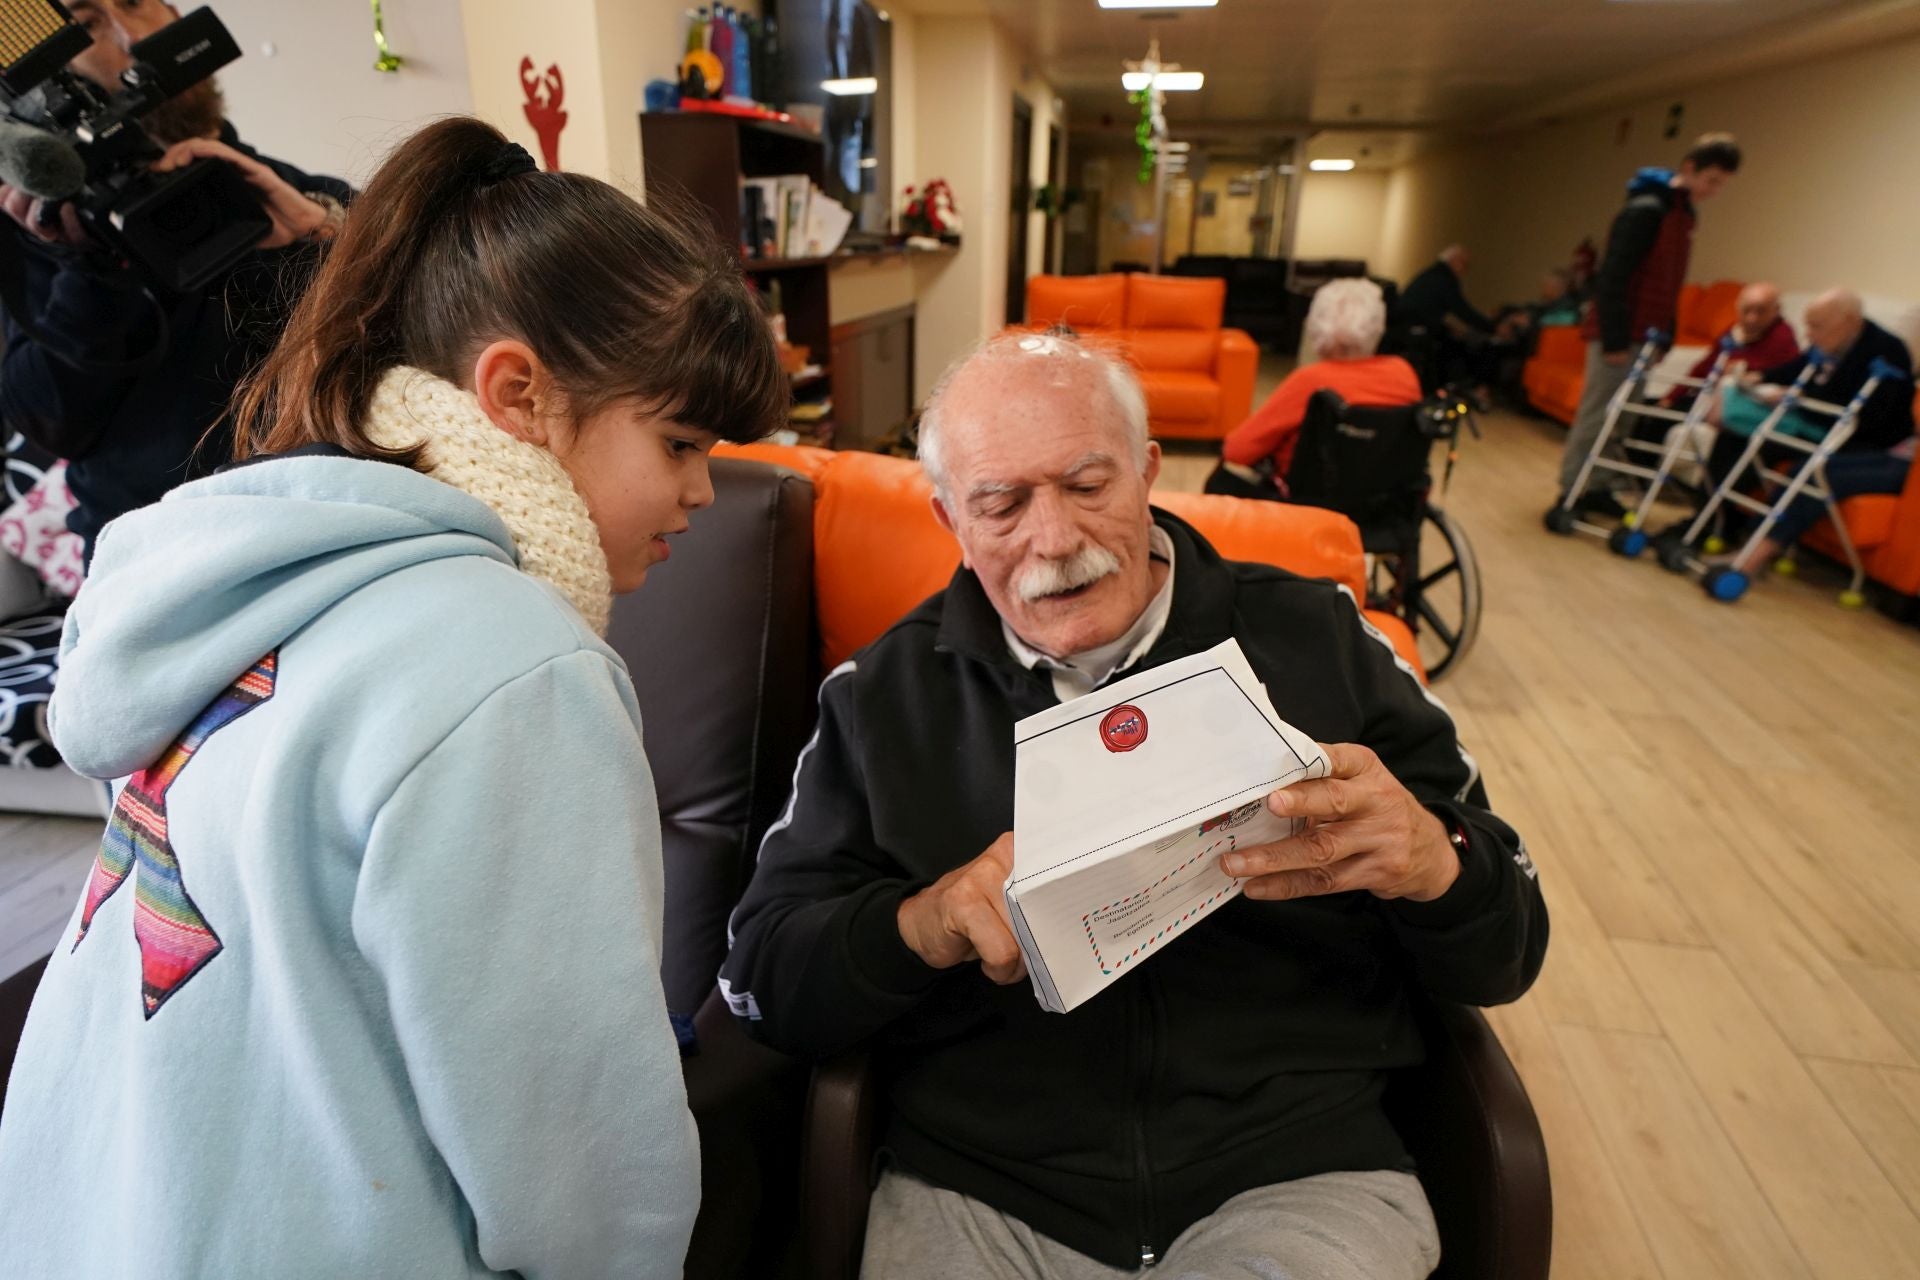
[0,1,269,292]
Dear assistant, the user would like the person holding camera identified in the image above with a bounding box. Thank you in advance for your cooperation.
[0,0,351,563]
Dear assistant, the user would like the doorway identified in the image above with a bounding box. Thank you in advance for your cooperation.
[1007,96,1033,324]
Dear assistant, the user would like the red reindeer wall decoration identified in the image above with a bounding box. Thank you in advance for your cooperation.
[520,57,568,172]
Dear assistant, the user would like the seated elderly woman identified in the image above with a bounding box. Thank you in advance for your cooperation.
[1221,279,1423,487]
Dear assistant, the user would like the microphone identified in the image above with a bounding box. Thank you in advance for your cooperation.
[0,117,84,200]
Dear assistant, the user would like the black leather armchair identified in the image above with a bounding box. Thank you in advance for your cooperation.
[803,997,1551,1280]
[611,457,821,1280]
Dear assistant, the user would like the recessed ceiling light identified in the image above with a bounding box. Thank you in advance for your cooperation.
[822,77,878,96]
[1121,70,1205,91]
[1100,0,1218,8]
[1309,159,1356,171]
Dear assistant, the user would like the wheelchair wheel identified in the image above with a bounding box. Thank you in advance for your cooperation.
[1371,506,1481,681]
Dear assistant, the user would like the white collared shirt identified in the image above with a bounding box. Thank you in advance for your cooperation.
[1002,525,1177,703]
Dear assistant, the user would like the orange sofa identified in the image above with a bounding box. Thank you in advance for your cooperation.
[1023,273,1258,442]
[1522,279,1745,425]
[715,441,1426,677]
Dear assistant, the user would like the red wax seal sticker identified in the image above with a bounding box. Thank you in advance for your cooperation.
[1100,704,1149,753]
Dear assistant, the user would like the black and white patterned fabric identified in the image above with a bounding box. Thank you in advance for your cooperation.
[3,431,67,768]
[0,607,62,768]
[4,430,57,507]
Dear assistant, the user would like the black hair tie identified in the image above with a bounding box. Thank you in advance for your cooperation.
[476,142,539,185]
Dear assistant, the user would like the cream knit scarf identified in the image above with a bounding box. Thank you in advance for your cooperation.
[361,366,613,635]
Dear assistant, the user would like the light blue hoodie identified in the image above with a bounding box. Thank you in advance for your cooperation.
[0,454,698,1278]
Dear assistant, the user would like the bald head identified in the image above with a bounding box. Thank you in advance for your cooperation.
[1439,244,1470,273]
[1734,282,1781,342]
[1804,288,1865,356]
[919,331,1149,501]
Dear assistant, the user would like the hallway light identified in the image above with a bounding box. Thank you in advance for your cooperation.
[1100,0,1219,7]
[822,77,878,95]
[1309,158,1356,171]
[1121,70,1204,91]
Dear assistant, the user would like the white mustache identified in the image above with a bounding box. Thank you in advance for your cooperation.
[1015,546,1122,604]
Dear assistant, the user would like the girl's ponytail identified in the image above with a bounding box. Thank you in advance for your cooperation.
[235,116,785,463]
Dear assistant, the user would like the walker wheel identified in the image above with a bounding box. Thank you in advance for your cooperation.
[1839,590,1866,610]
[1772,557,1797,577]
[1704,566,1749,602]
[1608,527,1648,558]
[1703,535,1728,555]
[1543,505,1577,536]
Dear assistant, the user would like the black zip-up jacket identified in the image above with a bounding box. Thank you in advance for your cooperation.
[0,122,351,559]
[720,512,1549,1269]
[1763,319,1915,453]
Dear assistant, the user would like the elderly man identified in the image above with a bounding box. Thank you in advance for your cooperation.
[1712,288,1914,573]
[720,332,1548,1278]
[1665,281,1799,410]
[1396,244,1496,400]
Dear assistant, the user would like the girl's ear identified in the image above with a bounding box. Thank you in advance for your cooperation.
[472,340,556,447]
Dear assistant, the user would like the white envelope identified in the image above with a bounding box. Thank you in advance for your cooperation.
[1006,638,1329,1012]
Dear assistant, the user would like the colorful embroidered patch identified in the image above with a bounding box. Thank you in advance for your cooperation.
[73,652,278,1018]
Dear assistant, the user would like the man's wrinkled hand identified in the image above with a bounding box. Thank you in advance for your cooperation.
[1220,743,1460,904]
[897,833,1028,984]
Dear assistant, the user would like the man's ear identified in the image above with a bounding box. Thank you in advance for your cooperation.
[471,340,553,447]
[930,492,971,568]
[1143,440,1163,491]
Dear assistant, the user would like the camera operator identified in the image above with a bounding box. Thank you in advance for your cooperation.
[0,0,351,563]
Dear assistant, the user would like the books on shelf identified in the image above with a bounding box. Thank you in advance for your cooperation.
[740,175,854,260]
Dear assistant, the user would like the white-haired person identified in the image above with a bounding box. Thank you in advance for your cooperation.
[1221,278,1422,488]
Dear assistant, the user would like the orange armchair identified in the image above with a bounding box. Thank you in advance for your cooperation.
[717,442,1425,676]
[1025,273,1258,442]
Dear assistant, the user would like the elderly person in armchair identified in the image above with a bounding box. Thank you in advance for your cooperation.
[1217,278,1422,496]
[720,331,1548,1279]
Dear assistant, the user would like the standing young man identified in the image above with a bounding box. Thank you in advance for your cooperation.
[1550,133,1741,520]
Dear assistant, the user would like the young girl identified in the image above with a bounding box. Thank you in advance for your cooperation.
[0,117,785,1277]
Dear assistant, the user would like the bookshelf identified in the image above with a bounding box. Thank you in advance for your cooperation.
[640,112,834,443]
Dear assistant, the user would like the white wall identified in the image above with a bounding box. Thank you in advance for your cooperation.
[218,0,473,184]
[907,14,1026,395]
[1292,170,1389,265]
[1376,32,1920,305]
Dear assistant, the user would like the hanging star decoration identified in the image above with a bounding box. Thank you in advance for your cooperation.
[371,0,404,74]
[1124,38,1174,185]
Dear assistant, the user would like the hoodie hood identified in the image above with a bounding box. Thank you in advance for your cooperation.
[52,455,517,780]
[1627,166,1679,199]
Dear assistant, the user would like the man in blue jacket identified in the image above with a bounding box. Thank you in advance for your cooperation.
[721,331,1548,1279]
[0,0,350,562]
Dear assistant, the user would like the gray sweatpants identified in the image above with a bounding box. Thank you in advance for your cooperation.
[859,1168,1441,1280]
[1557,341,1636,494]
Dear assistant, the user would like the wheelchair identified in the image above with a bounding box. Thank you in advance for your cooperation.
[1207,388,1484,680]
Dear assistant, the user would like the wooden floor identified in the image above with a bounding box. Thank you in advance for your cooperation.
[1160,399,1920,1280]
[10,380,1920,1277]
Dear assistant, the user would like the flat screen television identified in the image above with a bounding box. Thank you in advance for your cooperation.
[773,0,892,237]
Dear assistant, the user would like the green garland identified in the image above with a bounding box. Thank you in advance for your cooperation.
[371,0,404,73]
[1129,88,1155,184]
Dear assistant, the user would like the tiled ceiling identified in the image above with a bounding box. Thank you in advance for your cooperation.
[899,0,1878,159]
